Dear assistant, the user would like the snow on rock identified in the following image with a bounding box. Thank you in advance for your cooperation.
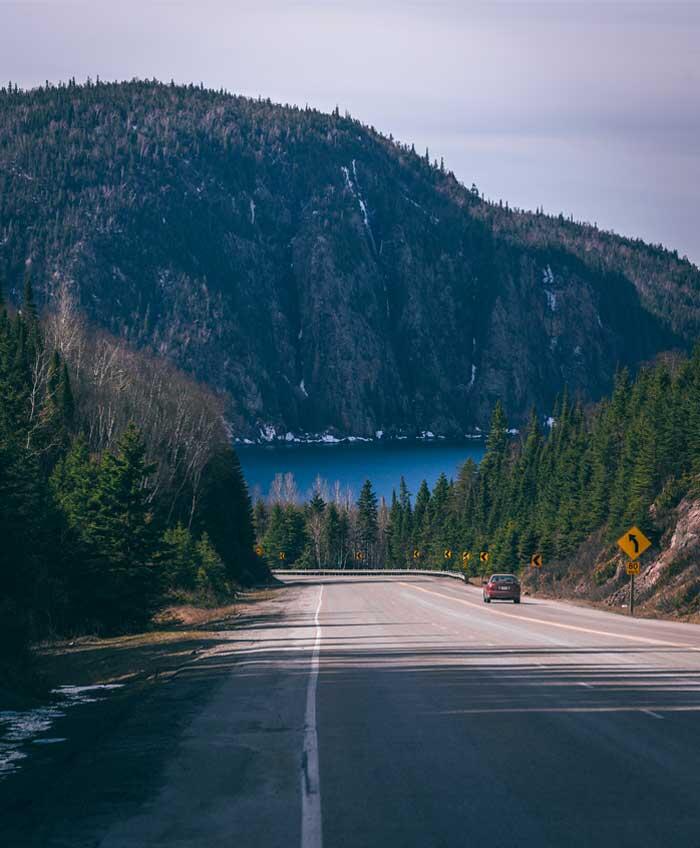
[341,162,376,250]
[260,425,277,442]
[542,265,557,311]
[300,379,308,398]
[403,193,440,224]
[467,364,477,391]
[249,199,256,225]
[546,417,555,429]
[376,430,384,439]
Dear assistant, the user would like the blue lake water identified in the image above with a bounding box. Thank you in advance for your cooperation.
[238,441,485,504]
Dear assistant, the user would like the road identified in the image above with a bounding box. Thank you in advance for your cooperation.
[4,574,700,847]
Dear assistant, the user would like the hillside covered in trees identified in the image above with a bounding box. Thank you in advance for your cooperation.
[1,79,699,440]
[261,350,700,617]
[0,270,266,666]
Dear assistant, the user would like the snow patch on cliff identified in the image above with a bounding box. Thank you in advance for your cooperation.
[543,265,557,311]
[341,162,376,250]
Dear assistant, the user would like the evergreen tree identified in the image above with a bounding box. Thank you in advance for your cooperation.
[85,423,160,629]
[161,523,198,590]
[357,479,379,565]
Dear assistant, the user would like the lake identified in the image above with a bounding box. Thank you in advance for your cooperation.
[238,440,485,504]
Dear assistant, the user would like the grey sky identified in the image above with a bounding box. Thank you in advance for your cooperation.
[3,0,699,263]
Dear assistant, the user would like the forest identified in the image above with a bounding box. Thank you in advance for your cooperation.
[259,349,700,590]
[0,268,265,664]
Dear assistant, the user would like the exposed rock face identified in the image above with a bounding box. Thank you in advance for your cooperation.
[1,81,698,439]
[524,498,700,620]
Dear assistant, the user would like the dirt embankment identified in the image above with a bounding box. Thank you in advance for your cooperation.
[523,497,700,622]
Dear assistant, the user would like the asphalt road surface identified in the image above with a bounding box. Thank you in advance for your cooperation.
[4,574,700,847]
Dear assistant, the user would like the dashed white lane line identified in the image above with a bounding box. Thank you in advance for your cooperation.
[301,585,324,848]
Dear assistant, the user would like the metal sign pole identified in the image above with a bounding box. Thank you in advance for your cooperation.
[630,571,635,617]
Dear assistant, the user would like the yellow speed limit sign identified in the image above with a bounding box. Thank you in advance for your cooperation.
[626,561,640,576]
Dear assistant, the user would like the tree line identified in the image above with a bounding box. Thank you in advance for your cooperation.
[0,270,263,660]
[260,350,700,577]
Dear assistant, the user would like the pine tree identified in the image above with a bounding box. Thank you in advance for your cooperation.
[196,445,259,581]
[412,480,431,556]
[86,423,160,629]
[322,502,343,567]
[195,532,229,598]
[161,523,198,589]
[22,263,38,324]
[357,479,379,565]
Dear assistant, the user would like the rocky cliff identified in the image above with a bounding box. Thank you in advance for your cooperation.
[1,80,698,439]
[524,496,700,621]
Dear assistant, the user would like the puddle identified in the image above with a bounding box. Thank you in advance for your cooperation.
[0,684,124,778]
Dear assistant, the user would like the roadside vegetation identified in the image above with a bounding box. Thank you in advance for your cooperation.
[261,350,700,613]
[0,270,265,675]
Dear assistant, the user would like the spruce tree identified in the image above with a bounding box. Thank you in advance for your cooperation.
[86,423,160,629]
[357,479,379,565]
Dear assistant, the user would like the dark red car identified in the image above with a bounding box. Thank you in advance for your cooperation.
[483,573,521,604]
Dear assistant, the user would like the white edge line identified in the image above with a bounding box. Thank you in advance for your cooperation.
[301,585,324,848]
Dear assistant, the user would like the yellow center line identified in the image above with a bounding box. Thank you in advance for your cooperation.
[399,582,700,651]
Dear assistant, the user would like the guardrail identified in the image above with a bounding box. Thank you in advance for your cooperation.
[271,568,466,582]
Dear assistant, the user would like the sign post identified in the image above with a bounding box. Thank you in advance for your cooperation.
[617,528,650,617]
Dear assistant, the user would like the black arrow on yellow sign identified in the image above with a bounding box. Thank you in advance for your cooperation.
[530,553,543,568]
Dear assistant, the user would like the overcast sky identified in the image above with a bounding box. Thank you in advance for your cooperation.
[3,0,699,263]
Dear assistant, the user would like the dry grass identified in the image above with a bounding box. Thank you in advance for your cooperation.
[33,589,276,691]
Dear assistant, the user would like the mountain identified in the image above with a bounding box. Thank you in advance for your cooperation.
[1,79,699,439]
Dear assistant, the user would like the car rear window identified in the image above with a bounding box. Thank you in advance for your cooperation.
[492,575,516,583]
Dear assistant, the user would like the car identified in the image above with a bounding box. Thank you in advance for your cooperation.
[483,573,521,604]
